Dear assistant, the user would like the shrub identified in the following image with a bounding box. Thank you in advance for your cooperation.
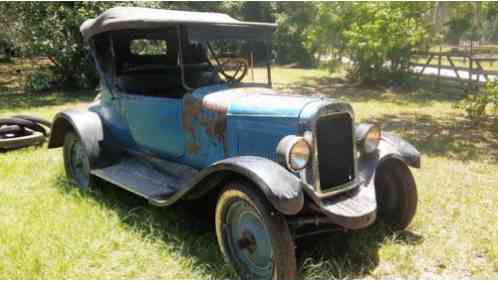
[24,70,53,92]
[304,2,434,84]
[457,82,498,119]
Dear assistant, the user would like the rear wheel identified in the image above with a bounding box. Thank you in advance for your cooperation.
[215,182,297,279]
[63,132,92,189]
[374,159,418,231]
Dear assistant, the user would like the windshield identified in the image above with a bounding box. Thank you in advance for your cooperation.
[183,38,272,89]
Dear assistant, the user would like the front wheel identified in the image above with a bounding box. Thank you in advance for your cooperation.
[374,159,418,231]
[215,182,297,279]
[63,131,93,189]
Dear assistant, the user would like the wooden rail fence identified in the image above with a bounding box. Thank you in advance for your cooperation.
[409,51,498,88]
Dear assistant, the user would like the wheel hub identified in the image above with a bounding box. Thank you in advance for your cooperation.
[70,139,90,187]
[237,230,257,252]
[226,201,273,278]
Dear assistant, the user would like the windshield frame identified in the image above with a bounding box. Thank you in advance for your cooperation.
[178,24,273,90]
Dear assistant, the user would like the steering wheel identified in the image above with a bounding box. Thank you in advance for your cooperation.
[216,57,249,83]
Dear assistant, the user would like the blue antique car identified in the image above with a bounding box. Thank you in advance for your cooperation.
[48,7,420,279]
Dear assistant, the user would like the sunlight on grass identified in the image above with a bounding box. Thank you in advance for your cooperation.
[0,61,497,279]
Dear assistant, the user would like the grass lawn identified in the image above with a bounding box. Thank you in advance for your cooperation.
[0,61,497,279]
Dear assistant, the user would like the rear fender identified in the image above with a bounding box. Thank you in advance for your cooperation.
[48,109,104,167]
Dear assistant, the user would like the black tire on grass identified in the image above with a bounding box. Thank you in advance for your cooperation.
[63,131,94,189]
[374,158,418,231]
[12,115,52,128]
[0,117,47,136]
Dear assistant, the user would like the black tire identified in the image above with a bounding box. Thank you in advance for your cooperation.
[0,117,47,136]
[0,131,45,150]
[374,159,418,231]
[12,115,52,128]
[0,125,22,135]
[215,181,297,279]
[63,131,93,189]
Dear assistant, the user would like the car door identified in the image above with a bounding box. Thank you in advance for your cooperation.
[121,93,185,158]
[113,31,185,159]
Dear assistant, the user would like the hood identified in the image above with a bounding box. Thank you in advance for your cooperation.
[183,84,353,163]
[191,84,325,118]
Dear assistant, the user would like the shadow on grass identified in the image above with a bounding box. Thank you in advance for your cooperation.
[372,112,498,163]
[0,91,94,114]
[280,76,467,105]
[53,175,236,279]
[53,174,424,279]
[281,75,497,163]
[296,225,423,279]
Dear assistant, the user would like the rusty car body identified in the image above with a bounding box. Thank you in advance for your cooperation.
[48,7,421,279]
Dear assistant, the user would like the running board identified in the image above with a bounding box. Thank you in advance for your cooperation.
[91,156,198,204]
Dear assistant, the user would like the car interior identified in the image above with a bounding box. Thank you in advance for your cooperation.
[93,28,219,98]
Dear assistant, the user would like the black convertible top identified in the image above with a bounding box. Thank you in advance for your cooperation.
[81,7,277,41]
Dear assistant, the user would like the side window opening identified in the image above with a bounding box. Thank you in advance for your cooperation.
[111,29,184,98]
[130,39,168,56]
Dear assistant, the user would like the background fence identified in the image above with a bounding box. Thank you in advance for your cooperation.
[409,2,498,88]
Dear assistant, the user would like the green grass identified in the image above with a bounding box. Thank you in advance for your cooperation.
[1,61,498,279]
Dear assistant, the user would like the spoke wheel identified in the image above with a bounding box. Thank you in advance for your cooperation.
[215,182,297,279]
[63,132,91,189]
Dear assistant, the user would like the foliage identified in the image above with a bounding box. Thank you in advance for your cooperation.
[0,2,165,89]
[444,17,472,45]
[272,3,316,66]
[304,2,434,83]
[440,2,498,45]
[0,3,106,89]
[23,70,53,93]
[0,2,496,88]
[457,82,498,118]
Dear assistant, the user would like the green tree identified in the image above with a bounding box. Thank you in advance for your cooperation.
[305,2,434,83]
[273,2,316,66]
[0,2,162,89]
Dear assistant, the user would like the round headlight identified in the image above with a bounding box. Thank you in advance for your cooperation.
[355,123,381,154]
[363,125,381,154]
[276,135,311,172]
[289,139,311,171]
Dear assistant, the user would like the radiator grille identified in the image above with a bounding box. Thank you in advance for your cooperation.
[315,113,355,192]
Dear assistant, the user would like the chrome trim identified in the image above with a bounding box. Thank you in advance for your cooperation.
[303,108,358,197]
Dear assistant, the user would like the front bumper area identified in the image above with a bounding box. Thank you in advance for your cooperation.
[304,178,377,230]
[301,133,421,230]
[315,178,377,229]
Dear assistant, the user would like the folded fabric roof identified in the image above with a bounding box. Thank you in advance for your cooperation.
[80,7,277,40]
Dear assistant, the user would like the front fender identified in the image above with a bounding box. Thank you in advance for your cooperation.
[379,132,421,168]
[307,131,420,229]
[359,131,420,189]
[354,132,420,220]
[47,109,104,167]
[181,156,305,216]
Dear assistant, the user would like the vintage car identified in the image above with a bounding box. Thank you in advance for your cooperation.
[48,7,420,279]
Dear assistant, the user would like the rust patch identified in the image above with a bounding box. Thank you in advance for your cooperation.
[186,141,201,154]
[183,94,202,138]
[182,93,228,155]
